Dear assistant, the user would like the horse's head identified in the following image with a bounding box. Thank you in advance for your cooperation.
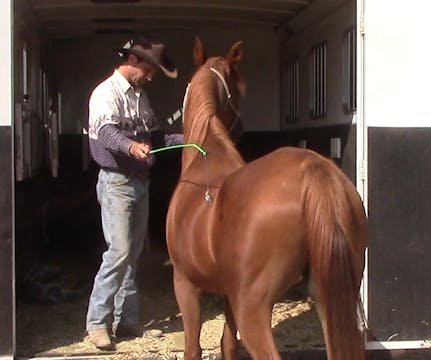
[180,38,246,173]
[183,37,245,142]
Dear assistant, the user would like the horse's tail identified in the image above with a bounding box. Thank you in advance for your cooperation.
[302,156,366,360]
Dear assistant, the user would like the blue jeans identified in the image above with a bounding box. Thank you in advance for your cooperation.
[86,169,149,331]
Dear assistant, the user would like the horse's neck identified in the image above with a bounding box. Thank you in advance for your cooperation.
[181,118,245,186]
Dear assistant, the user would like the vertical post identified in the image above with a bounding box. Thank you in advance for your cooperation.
[356,0,369,344]
[0,0,15,359]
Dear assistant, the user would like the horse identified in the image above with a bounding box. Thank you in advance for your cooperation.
[166,38,368,360]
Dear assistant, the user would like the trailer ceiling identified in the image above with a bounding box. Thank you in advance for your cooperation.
[25,0,312,39]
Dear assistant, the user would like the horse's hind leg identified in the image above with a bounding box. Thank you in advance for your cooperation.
[173,270,202,360]
[221,296,239,360]
[232,298,281,360]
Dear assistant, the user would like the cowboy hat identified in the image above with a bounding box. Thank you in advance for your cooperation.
[115,37,178,78]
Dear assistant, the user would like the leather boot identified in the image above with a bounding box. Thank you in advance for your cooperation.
[87,328,114,350]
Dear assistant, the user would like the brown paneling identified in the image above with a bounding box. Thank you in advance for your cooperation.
[368,127,431,341]
[0,126,13,355]
[237,125,356,182]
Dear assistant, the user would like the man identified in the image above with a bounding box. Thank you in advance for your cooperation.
[86,36,179,350]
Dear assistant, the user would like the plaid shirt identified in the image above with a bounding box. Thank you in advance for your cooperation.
[88,70,182,176]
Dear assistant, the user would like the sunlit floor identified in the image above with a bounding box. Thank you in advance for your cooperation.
[16,248,324,360]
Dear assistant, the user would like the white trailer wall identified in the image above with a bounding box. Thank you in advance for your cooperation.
[364,1,431,128]
[0,1,12,127]
[362,0,431,349]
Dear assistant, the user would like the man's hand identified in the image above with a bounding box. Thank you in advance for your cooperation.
[129,142,151,160]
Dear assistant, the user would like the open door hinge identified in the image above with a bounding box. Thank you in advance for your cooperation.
[359,160,367,181]
[359,14,365,36]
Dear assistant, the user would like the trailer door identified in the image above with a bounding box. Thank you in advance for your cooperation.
[359,0,431,350]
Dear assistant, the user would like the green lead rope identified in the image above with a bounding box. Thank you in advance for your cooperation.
[149,143,207,156]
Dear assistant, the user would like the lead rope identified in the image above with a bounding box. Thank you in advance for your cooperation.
[149,143,206,156]
[149,143,212,203]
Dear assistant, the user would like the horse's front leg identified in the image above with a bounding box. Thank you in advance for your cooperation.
[221,296,239,360]
[173,269,202,360]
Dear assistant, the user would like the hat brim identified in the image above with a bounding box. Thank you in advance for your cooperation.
[116,48,178,79]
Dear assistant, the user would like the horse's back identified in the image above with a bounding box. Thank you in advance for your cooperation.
[220,146,349,200]
[238,146,360,203]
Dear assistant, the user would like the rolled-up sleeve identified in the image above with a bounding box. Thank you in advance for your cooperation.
[98,124,134,156]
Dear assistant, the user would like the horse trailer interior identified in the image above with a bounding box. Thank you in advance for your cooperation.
[0,0,430,359]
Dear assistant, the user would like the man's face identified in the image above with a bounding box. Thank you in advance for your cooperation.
[130,58,158,89]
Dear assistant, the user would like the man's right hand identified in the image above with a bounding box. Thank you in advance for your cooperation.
[129,142,151,161]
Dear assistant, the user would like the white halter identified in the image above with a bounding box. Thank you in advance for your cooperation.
[210,67,240,120]
[210,67,232,100]
[181,82,191,124]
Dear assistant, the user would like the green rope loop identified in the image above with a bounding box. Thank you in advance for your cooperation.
[149,143,207,156]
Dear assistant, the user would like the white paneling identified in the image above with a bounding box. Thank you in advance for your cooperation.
[28,0,311,39]
[365,0,431,128]
[0,0,12,126]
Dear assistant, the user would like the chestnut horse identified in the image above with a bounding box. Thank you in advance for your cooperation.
[166,38,368,360]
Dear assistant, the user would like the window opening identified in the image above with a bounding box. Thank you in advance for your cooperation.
[342,27,357,112]
[309,42,327,118]
[285,58,300,123]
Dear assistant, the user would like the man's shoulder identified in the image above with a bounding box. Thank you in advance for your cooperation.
[92,73,116,94]
[90,73,120,103]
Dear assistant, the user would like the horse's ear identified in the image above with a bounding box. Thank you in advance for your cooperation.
[193,36,207,67]
[227,41,243,69]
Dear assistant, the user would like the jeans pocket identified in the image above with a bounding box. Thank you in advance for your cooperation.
[107,172,131,192]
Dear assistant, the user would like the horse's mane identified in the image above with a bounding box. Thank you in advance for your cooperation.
[181,58,244,173]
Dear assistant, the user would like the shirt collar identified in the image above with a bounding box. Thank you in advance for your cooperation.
[113,69,133,94]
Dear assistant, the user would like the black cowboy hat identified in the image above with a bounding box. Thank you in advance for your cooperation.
[115,37,178,78]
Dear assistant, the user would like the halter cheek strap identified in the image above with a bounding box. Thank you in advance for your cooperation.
[210,67,232,100]
[210,67,240,132]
